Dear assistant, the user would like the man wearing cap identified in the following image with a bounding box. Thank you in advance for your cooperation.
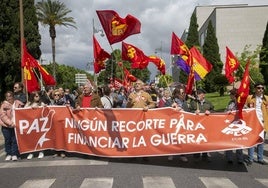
[245,82,268,165]
[190,88,214,162]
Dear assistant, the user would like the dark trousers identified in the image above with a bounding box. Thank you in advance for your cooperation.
[2,127,19,156]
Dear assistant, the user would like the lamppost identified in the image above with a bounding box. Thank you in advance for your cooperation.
[93,18,104,37]
[92,19,105,85]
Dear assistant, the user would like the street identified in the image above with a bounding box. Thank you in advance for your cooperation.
[0,135,268,188]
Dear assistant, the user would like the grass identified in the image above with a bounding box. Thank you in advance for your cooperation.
[205,92,230,112]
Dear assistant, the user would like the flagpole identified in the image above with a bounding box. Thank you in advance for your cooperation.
[19,0,24,83]
[239,61,255,84]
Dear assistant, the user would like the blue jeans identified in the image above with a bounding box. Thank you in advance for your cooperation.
[248,132,266,161]
[1,127,19,156]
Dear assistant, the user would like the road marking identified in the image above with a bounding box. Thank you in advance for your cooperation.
[19,178,56,188]
[80,177,113,188]
[0,148,5,157]
[200,177,238,188]
[255,178,268,187]
[0,159,108,169]
[143,176,175,188]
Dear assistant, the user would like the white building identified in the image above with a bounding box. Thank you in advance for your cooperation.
[173,4,268,83]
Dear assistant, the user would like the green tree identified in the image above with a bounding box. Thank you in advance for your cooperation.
[260,21,268,85]
[44,63,92,90]
[97,49,151,85]
[202,20,223,92]
[36,0,76,81]
[185,11,199,49]
[0,0,41,99]
[237,45,264,92]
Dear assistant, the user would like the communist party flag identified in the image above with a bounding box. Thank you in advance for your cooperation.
[22,39,55,87]
[96,10,141,45]
[185,55,195,95]
[22,40,40,92]
[148,55,166,75]
[190,47,213,79]
[170,32,191,64]
[124,68,137,82]
[225,47,240,83]
[122,42,150,69]
[93,36,111,74]
[237,60,250,119]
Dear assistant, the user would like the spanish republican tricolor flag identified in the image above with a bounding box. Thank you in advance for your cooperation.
[189,46,213,79]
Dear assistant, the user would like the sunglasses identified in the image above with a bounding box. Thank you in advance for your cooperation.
[256,87,264,90]
[54,94,60,96]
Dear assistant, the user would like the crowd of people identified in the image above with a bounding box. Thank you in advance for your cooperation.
[0,80,267,166]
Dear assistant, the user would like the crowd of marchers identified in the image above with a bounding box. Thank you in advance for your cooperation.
[0,80,267,166]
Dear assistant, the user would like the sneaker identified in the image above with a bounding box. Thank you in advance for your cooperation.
[168,156,173,161]
[12,155,18,161]
[257,160,268,165]
[5,155,12,161]
[60,153,66,158]
[179,156,188,162]
[38,152,44,159]
[27,153,33,160]
[53,153,58,158]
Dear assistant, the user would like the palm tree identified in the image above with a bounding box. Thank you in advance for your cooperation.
[36,0,76,81]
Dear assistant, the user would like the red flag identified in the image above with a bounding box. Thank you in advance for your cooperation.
[111,78,124,89]
[225,47,240,83]
[23,39,56,87]
[185,55,195,95]
[170,32,191,64]
[190,47,213,79]
[93,36,111,73]
[23,63,40,93]
[237,60,250,119]
[122,42,150,69]
[36,64,56,86]
[96,10,141,45]
[22,39,40,92]
[148,55,166,75]
[124,68,137,82]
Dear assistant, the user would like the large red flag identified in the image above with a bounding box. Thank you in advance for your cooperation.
[22,40,40,92]
[237,60,250,119]
[96,10,141,45]
[93,36,111,74]
[170,32,191,64]
[122,42,150,69]
[23,39,56,87]
[190,47,213,79]
[225,47,240,83]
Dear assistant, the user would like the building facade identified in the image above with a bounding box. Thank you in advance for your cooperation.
[173,4,268,83]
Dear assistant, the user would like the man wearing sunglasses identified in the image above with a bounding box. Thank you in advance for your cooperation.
[245,82,268,165]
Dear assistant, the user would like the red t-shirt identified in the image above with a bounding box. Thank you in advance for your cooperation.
[82,95,92,107]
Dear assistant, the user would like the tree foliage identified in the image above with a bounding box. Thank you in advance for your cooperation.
[236,45,264,92]
[0,0,41,99]
[97,49,151,85]
[260,21,268,85]
[202,20,223,93]
[36,0,76,80]
[185,11,199,49]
